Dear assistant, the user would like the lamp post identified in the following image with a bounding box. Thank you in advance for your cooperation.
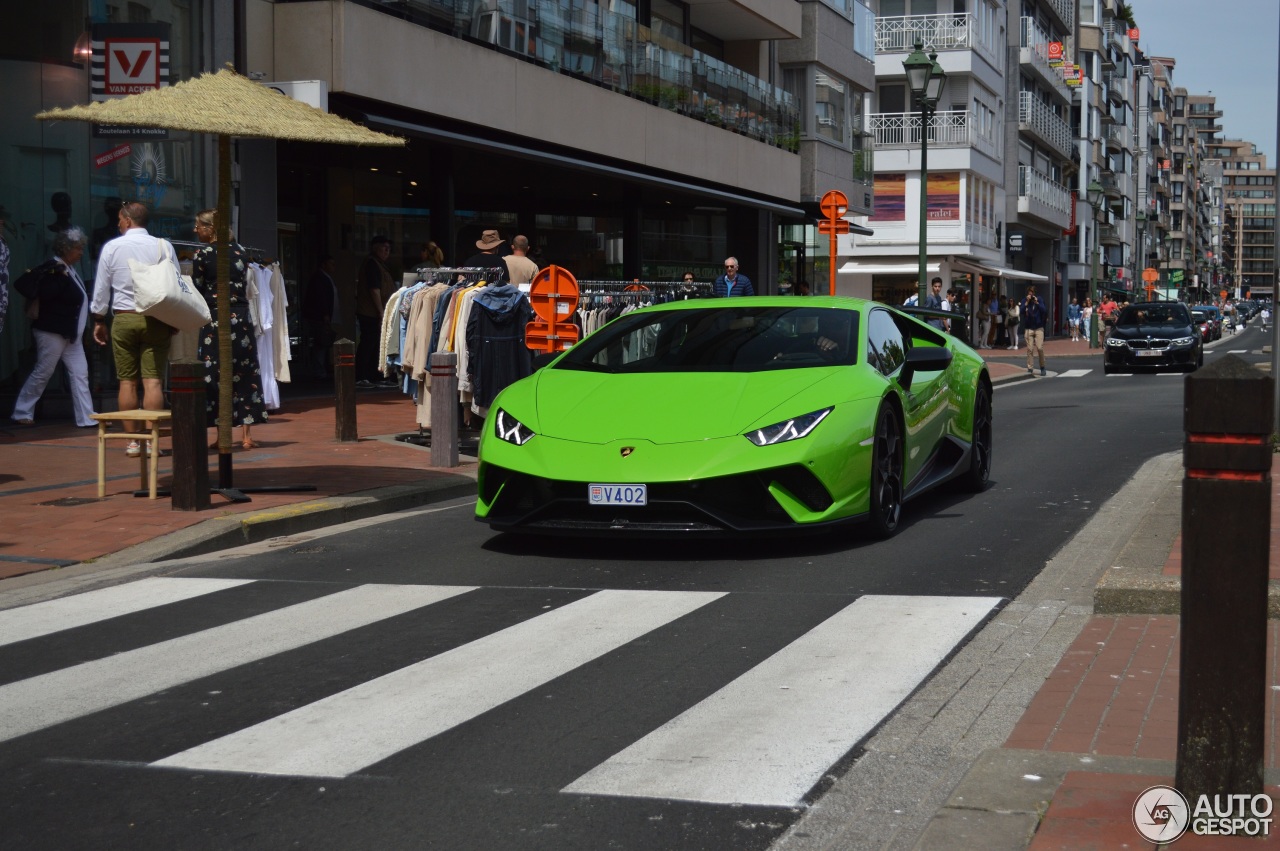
[1087,179,1104,348]
[903,42,946,304]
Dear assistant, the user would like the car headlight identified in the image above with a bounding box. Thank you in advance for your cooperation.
[1172,336,1197,346]
[745,407,832,446]
[494,408,535,445]
[1105,337,1129,347]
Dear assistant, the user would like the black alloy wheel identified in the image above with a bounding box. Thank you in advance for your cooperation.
[959,382,992,492]
[868,403,904,538]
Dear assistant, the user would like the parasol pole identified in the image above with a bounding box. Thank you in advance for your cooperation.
[216,133,234,487]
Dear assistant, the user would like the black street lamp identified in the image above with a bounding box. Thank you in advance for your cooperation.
[1087,179,1104,347]
[903,42,946,305]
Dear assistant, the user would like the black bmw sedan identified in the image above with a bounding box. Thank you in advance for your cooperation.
[1103,301,1204,374]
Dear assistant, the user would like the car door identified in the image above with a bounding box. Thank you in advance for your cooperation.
[866,308,950,490]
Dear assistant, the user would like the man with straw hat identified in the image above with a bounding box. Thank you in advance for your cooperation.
[462,229,509,280]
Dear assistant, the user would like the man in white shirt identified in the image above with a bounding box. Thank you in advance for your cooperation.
[502,234,539,286]
[90,201,179,454]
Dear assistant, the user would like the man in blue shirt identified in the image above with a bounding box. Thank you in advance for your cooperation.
[714,257,755,297]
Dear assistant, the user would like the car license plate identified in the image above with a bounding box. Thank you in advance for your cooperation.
[589,484,648,506]
[1136,349,1164,357]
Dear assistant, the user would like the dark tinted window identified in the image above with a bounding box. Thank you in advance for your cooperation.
[866,308,906,376]
[555,306,859,374]
[1117,304,1191,326]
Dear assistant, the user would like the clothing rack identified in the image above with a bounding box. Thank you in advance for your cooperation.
[576,280,712,302]
[415,265,507,286]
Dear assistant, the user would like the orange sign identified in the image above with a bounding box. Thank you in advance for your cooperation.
[1128,27,1140,42]
[1048,42,1063,60]
[1142,267,1159,283]
[818,190,850,297]
[526,265,581,353]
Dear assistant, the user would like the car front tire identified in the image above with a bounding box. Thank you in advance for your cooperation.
[868,403,904,538]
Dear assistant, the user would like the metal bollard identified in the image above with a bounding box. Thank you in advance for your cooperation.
[334,338,357,442]
[1175,354,1273,801]
[429,351,459,468]
[168,359,210,511]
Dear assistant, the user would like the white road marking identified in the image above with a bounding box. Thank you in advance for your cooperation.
[562,594,1001,807]
[0,584,474,743]
[1104,372,1133,377]
[1227,350,1248,354]
[0,578,253,648]
[1057,369,1092,378]
[153,589,725,778]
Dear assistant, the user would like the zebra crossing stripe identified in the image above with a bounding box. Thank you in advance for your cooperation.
[562,594,1000,807]
[1057,369,1092,378]
[0,584,475,744]
[0,578,253,648]
[153,589,724,778]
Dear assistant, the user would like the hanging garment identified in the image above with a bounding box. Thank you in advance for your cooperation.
[465,283,533,414]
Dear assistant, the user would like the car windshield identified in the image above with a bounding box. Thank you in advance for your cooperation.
[1116,304,1190,326]
[1191,310,1208,323]
[554,306,860,374]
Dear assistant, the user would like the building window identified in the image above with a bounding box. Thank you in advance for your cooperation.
[815,71,848,145]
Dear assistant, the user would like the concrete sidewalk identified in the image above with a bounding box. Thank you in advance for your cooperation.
[3,333,1271,850]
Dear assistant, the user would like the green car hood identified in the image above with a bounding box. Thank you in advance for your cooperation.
[531,368,841,445]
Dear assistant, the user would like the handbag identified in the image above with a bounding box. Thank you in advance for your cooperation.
[129,239,210,331]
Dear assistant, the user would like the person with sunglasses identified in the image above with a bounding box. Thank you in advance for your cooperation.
[713,257,754,297]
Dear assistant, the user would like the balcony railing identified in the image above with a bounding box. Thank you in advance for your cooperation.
[1019,165,1072,217]
[1018,91,1072,157]
[868,110,1000,161]
[1043,0,1074,30]
[317,0,798,150]
[1019,17,1070,99]
[875,13,1001,70]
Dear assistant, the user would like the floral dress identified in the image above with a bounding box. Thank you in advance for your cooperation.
[193,242,267,428]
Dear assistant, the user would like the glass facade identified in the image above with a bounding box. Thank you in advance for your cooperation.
[0,0,209,391]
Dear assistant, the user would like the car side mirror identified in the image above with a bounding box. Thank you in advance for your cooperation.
[898,345,953,391]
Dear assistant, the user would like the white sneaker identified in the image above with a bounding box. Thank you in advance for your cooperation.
[125,441,141,457]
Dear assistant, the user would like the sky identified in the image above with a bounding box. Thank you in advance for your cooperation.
[1134,0,1278,162]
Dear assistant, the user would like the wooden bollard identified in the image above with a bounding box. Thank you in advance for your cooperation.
[334,338,357,442]
[169,359,210,511]
[429,351,459,468]
[1176,354,1273,802]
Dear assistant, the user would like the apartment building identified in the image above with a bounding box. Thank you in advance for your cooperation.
[841,0,1073,327]
[1212,138,1276,300]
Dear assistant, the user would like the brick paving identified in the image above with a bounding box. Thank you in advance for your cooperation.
[0,389,477,578]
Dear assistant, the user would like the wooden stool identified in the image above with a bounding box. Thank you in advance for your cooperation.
[91,410,173,499]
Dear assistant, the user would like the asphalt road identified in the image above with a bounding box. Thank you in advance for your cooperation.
[0,333,1266,850]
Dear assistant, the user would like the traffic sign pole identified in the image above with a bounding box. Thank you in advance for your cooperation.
[818,190,850,296]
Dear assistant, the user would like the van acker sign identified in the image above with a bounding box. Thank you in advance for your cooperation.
[90,22,170,139]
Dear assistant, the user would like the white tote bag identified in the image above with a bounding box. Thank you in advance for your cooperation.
[130,239,211,331]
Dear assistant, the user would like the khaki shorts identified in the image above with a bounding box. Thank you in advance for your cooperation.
[111,313,171,380]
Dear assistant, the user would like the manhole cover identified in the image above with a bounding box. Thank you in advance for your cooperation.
[39,497,105,507]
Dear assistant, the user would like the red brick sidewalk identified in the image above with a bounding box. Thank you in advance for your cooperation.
[0,391,477,578]
[1008,464,1280,849]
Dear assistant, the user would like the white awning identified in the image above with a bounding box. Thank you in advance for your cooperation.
[996,267,1049,281]
[839,261,941,275]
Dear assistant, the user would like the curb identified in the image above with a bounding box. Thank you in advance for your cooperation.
[95,472,480,567]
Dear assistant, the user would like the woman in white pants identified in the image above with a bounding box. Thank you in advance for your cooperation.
[11,228,96,427]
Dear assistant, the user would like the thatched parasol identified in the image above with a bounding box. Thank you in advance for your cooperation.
[37,66,404,493]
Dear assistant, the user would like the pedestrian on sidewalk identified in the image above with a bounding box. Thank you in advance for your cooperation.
[976,290,991,348]
[1081,297,1093,343]
[1006,298,1021,349]
[356,235,394,386]
[193,208,267,450]
[1067,297,1082,342]
[89,200,178,458]
[1022,288,1048,376]
[714,257,755,297]
[10,227,97,428]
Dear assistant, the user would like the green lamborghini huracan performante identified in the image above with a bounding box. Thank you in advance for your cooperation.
[475,297,992,537]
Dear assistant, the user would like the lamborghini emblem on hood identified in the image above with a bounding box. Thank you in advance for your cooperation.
[620,447,635,457]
